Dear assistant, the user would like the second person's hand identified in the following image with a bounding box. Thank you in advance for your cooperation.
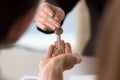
[35,2,65,31]
[38,40,82,80]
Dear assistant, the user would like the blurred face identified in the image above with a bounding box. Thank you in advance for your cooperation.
[0,8,35,47]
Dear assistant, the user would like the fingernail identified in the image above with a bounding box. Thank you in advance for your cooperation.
[55,24,59,28]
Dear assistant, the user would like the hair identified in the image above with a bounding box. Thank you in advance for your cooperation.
[96,0,120,80]
[0,0,39,42]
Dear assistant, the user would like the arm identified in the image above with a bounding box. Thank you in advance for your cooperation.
[39,64,63,80]
[45,0,79,15]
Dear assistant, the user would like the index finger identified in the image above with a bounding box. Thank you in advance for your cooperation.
[65,42,72,54]
[45,44,55,59]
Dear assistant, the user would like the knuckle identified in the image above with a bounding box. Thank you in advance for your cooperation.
[40,18,46,23]
[54,17,59,22]
[41,2,49,7]
[57,7,65,15]
[42,26,47,31]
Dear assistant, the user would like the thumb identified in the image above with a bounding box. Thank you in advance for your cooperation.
[72,53,82,64]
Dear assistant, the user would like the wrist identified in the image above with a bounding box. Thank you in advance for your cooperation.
[38,64,63,80]
[37,27,54,34]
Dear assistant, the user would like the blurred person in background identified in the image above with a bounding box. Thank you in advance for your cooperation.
[0,0,39,47]
[0,0,39,79]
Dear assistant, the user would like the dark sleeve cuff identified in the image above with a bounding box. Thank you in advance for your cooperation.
[37,27,54,34]
[36,20,64,34]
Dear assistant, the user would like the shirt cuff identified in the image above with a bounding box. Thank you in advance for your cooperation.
[37,27,54,34]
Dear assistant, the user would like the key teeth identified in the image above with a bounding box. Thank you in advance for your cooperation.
[55,28,63,35]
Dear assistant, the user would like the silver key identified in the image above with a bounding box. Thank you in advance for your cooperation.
[55,28,63,53]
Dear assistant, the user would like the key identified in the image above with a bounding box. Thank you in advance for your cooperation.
[55,28,63,54]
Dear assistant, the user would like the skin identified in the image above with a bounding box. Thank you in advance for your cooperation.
[0,4,82,80]
[39,40,82,80]
[35,4,82,80]
[34,2,65,31]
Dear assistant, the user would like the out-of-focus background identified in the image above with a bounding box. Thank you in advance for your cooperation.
[0,1,97,80]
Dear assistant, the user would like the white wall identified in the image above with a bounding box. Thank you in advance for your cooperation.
[0,49,43,80]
